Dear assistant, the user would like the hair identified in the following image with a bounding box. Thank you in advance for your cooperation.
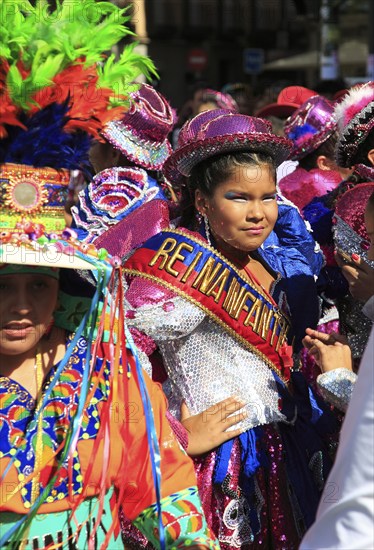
[298,131,338,171]
[178,151,277,229]
[368,190,374,210]
[353,129,374,167]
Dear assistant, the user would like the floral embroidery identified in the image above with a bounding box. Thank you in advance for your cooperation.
[0,334,111,508]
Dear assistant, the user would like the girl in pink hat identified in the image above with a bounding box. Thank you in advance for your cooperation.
[304,82,374,365]
[123,109,339,549]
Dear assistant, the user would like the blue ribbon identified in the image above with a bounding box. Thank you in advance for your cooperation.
[125,326,166,550]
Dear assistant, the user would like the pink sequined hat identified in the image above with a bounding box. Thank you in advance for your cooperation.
[198,88,239,111]
[163,109,292,187]
[334,81,374,167]
[102,83,174,170]
[334,183,374,262]
[283,95,336,160]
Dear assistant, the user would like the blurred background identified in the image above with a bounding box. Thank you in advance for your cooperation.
[34,0,373,111]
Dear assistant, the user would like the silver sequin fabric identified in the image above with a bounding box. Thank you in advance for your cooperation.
[333,216,374,358]
[126,289,289,432]
[317,368,357,412]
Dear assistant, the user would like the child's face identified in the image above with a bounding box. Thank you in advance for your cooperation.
[195,163,278,254]
[364,201,374,261]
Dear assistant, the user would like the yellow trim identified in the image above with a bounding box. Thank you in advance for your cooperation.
[31,349,44,505]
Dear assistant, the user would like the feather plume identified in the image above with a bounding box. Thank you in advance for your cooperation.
[288,123,316,141]
[334,82,374,131]
[0,101,91,171]
[0,0,157,168]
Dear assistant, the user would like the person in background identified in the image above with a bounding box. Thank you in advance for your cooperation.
[304,82,374,364]
[255,85,317,137]
[279,95,351,212]
[171,87,239,149]
[299,189,374,550]
[221,82,254,115]
[88,83,177,201]
[71,83,177,245]
[0,2,219,548]
[123,109,338,549]
[255,85,317,187]
[277,96,353,390]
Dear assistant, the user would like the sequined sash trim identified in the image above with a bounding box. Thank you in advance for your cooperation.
[124,230,293,383]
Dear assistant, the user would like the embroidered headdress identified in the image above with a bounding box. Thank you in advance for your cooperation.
[71,166,167,244]
[163,109,292,188]
[0,1,165,545]
[0,0,156,242]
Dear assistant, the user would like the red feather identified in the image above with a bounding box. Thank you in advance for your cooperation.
[29,62,128,140]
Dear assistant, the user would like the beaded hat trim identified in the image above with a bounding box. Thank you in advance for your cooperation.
[163,110,291,188]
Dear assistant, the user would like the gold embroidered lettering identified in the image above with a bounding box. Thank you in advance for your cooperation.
[206,267,230,303]
[180,251,203,283]
[165,242,194,277]
[192,257,223,293]
[222,278,240,312]
[259,305,274,340]
[222,279,255,320]
[244,299,263,331]
[275,318,289,351]
[148,238,177,270]
[270,314,280,346]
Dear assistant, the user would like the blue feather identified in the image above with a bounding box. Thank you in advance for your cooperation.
[0,102,92,172]
[288,123,317,141]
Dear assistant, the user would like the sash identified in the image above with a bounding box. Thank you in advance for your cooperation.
[124,229,293,384]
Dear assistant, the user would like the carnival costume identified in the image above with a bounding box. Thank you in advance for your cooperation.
[117,111,338,549]
[279,95,342,211]
[102,83,175,172]
[71,83,176,243]
[277,95,345,389]
[0,2,219,548]
[304,82,374,361]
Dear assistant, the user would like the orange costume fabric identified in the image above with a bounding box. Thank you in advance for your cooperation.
[0,335,219,548]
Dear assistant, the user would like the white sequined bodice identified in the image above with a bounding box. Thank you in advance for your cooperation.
[127,290,288,431]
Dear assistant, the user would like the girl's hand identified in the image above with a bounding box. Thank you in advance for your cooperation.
[180,396,247,457]
[302,327,352,373]
[334,250,374,303]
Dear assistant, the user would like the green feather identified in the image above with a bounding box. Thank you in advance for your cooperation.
[1,0,158,117]
[30,53,64,87]
[6,65,25,105]
[98,43,158,107]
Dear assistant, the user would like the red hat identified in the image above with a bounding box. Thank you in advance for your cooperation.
[256,86,317,118]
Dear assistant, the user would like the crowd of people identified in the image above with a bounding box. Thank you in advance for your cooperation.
[0,2,373,549]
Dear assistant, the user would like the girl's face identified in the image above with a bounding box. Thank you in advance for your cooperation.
[0,273,59,357]
[195,163,278,255]
[364,201,374,261]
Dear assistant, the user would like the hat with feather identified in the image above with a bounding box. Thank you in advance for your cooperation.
[0,0,157,246]
[334,81,374,169]
[0,2,168,546]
